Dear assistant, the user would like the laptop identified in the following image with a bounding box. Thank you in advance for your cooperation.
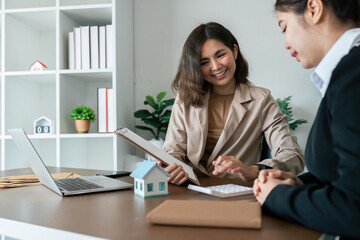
[8,128,133,196]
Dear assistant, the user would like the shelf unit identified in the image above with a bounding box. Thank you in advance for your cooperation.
[0,0,134,171]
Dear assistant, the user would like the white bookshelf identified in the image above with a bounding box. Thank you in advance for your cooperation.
[0,0,134,171]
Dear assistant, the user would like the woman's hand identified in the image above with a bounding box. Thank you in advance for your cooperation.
[157,161,189,185]
[253,175,296,205]
[253,169,303,205]
[258,169,303,185]
[212,156,259,182]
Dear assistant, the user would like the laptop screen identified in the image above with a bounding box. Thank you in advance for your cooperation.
[8,129,63,195]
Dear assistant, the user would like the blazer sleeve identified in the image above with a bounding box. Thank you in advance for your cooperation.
[297,172,321,184]
[163,96,188,163]
[260,91,305,174]
[262,48,360,238]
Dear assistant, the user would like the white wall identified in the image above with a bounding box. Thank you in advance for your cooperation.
[134,0,322,152]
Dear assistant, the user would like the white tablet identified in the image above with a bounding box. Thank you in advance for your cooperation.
[114,127,200,185]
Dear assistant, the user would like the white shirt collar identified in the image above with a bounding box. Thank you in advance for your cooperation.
[311,28,360,97]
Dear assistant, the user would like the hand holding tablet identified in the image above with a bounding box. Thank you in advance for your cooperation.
[114,128,200,185]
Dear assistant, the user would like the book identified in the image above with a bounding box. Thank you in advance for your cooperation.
[114,128,200,185]
[90,26,99,70]
[99,26,106,69]
[98,88,107,133]
[68,31,75,70]
[80,25,90,70]
[147,200,262,229]
[74,27,82,70]
[98,88,114,133]
[107,89,115,132]
[106,24,113,69]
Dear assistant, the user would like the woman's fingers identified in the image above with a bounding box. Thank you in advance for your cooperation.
[253,178,260,197]
[166,163,188,185]
[174,172,189,185]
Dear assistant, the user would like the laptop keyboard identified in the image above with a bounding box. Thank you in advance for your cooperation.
[55,178,104,192]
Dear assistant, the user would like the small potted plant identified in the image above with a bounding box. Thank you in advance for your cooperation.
[134,92,174,159]
[71,105,95,133]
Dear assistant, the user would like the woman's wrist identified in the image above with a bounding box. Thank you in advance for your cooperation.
[248,165,260,180]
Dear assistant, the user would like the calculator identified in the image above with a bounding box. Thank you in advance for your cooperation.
[188,184,253,198]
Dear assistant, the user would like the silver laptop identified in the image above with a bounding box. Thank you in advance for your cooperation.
[8,128,133,196]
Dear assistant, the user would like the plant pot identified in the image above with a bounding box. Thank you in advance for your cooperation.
[145,138,164,161]
[74,120,90,133]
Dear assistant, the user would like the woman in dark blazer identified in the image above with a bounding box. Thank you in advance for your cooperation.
[253,0,360,239]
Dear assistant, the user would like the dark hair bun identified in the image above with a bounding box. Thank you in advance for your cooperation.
[275,0,360,25]
[327,0,360,24]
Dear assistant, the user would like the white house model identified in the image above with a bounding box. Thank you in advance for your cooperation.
[130,160,171,198]
[34,116,55,134]
[30,60,47,71]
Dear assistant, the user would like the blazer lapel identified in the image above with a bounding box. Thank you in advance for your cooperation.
[207,84,252,164]
[193,92,210,169]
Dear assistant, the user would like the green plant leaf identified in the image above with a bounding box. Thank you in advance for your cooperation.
[289,119,308,131]
[134,109,152,119]
[159,128,167,134]
[144,119,162,128]
[158,101,166,109]
[276,96,307,131]
[156,91,167,102]
[154,101,172,116]
[71,105,95,122]
[145,96,157,109]
[153,107,165,116]
[160,122,169,129]
[134,91,175,139]
[159,110,171,121]
[163,98,175,106]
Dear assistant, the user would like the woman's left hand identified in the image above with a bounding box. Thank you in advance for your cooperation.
[212,156,259,182]
[253,176,296,205]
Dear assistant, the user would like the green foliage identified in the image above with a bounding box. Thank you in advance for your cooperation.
[71,105,95,122]
[134,91,175,139]
[276,96,308,131]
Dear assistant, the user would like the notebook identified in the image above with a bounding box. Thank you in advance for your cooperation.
[114,127,200,185]
[8,128,133,196]
[147,200,262,229]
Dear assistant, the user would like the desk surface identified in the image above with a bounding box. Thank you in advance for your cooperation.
[0,167,321,240]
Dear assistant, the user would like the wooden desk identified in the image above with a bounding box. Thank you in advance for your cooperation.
[0,167,321,240]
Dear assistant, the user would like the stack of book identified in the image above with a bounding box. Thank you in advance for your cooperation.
[97,88,115,133]
[68,25,113,70]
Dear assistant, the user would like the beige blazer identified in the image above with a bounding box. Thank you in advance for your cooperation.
[163,83,304,178]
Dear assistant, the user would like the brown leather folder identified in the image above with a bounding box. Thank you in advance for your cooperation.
[147,200,262,229]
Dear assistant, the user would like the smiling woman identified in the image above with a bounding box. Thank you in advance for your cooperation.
[160,22,305,186]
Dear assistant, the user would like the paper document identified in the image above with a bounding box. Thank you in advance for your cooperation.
[114,127,200,185]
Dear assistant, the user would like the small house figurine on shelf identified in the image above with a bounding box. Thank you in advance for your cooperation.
[130,160,171,198]
[30,60,47,71]
[34,116,54,135]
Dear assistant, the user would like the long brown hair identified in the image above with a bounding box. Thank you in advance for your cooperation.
[172,22,250,107]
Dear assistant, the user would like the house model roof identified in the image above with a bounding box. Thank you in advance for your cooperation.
[30,60,47,68]
[34,116,52,123]
[130,160,171,179]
